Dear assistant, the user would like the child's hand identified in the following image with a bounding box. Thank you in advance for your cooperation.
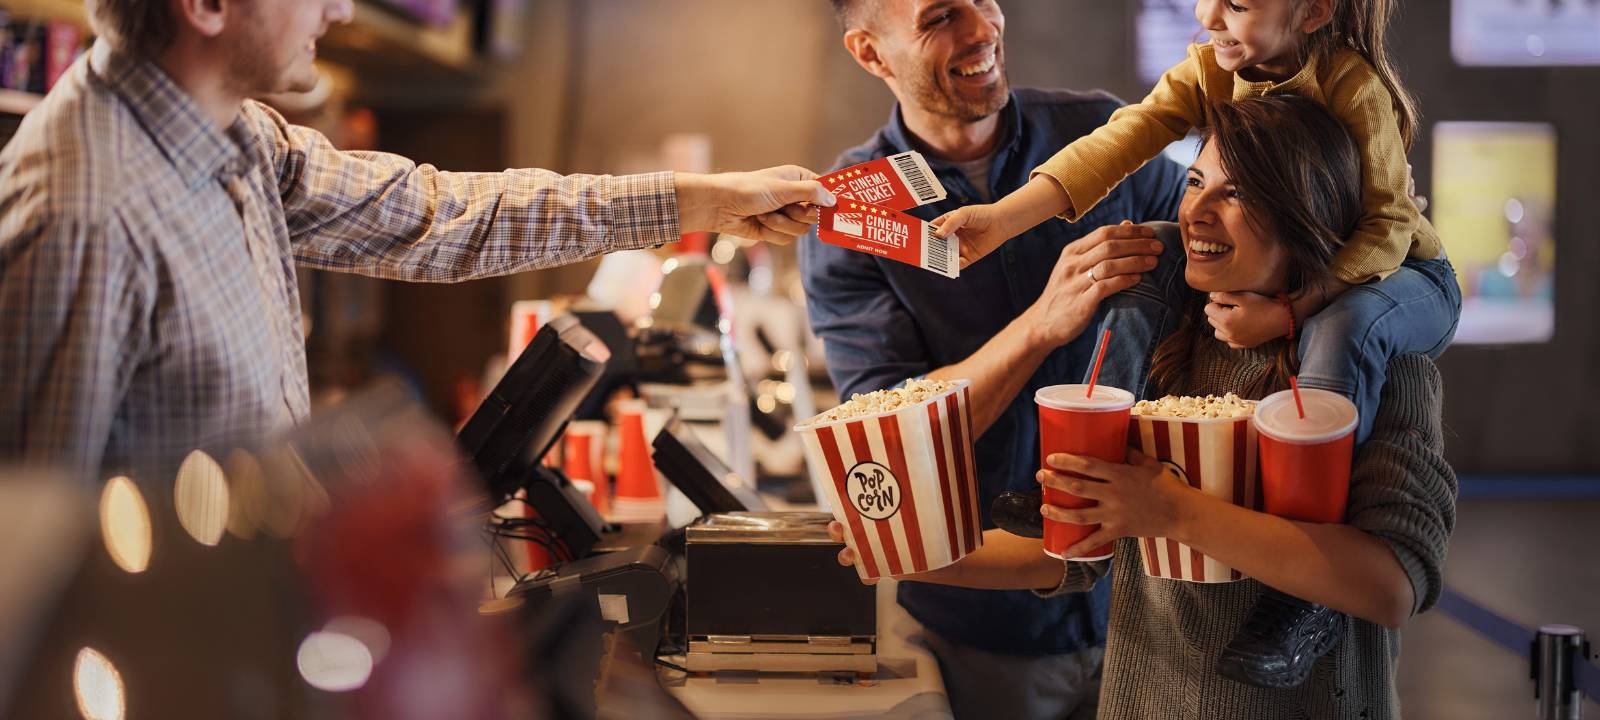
[934,203,1010,269]
[1204,292,1292,349]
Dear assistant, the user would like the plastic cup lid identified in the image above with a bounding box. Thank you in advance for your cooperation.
[1253,388,1357,443]
[1035,384,1134,412]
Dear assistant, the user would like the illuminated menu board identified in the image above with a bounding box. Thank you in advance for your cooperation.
[1138,0,1206,84]
[1432,122,1557,344]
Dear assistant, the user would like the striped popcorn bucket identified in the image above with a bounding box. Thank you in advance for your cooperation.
[795,382,984,581]
[1128,414,1261,583]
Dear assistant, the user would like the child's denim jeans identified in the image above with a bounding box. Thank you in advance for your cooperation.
[1296,256,1462,444]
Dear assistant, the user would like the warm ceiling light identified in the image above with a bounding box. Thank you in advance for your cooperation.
[296,631,373,693]
[174,450,230,546]
[72,647,125,720]
[99,477,151,574]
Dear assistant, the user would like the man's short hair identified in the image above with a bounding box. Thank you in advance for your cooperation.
[86,0,176,57]
[830,0,866,32]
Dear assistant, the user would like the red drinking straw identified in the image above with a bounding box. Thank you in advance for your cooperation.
[1085,329,1112,398]
[1289,375,1307,420]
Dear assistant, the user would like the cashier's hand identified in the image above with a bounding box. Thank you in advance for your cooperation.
[827,520,879,586]
[1037,448,1196,558]
[675,166,838,245]
[1024,221,1161,349]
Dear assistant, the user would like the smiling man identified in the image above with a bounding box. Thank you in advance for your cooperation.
[0,0,836,480]
[800,1,1189,717]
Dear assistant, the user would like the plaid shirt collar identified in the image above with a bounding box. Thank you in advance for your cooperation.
[89,41,244,189]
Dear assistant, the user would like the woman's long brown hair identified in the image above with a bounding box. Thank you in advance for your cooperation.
[1304,0,1420,149]
[1147,95,1364,399]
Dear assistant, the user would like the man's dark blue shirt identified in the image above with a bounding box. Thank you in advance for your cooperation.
[799,88,1186,656]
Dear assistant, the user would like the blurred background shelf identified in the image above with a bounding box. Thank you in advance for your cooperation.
[0,88,41,115]
[0,0,88,30]
[319,1,479,80]
[0,0,479,78]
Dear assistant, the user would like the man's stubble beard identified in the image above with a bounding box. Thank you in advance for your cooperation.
[224,3,316,99]
[907,61,1009,124]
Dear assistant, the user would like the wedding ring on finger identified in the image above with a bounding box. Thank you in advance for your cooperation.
[1085,267,1098,283]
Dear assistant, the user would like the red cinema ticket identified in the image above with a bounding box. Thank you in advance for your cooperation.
[822,151,947,212]
[820,200,958,279]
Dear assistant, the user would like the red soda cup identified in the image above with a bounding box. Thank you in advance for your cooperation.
[1253,388,1359,523]
[1036,384,1134,560]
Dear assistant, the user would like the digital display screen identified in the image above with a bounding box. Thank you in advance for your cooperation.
[1138,0,1207,84]
[1452,0,1600,66]
[1432,122,1557,344]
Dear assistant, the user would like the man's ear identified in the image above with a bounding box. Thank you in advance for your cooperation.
[170,0,228,38]
[1298,0,1335,34]
[843,28,894,81]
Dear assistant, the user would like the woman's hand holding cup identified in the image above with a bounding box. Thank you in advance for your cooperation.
[1037,448,1202,559]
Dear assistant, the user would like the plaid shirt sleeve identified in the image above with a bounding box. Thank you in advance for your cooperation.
[242,102,681,281]
[0,213,153,477]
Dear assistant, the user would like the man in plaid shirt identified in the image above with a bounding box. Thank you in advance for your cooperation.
[0,0,836,481]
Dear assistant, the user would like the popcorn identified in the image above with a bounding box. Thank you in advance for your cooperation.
[1128,393,1261,583]
[1131,393,1257,419]
[795,378,981,581]
[808,379,961,424]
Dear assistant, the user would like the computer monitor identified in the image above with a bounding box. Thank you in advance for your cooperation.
[651,417,765,516]
[459,314,610,503]
[458,314,614,560]
[571,309,638,421]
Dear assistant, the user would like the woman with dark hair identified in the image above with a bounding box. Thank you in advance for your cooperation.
[833,94,1455,719]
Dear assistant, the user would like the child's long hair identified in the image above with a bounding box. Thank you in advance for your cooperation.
[1302,0,1420,149]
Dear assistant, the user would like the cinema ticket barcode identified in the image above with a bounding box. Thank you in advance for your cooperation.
[890,152,943,204]
[923,223,953,277]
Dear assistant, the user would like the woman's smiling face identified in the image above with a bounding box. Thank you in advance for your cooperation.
[1179,140,1289,295]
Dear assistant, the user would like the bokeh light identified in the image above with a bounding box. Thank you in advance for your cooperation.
[98,477,151,574]
[174,450,230,546]
[73,647,124,720]
[296,631,374,693]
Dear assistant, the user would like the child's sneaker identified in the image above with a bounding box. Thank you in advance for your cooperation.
[1218,586,1346,688]
[991,488,1044,538]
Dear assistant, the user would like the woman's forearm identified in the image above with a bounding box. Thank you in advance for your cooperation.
[927,309,1053,437]
[1174,493,1415,628]
[901,528,1065,590]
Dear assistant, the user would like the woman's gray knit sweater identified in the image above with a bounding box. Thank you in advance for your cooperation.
[1038,341,1458,719]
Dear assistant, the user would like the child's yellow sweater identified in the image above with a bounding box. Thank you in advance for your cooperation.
[1034,42,1440,284]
